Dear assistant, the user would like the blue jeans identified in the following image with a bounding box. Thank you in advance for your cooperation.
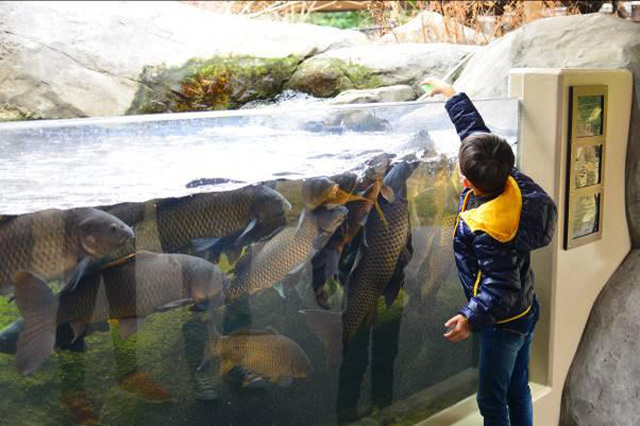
[477,300,539,426]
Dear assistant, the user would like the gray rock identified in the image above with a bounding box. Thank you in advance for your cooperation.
[288,43,479,98]
[0,1,367,118]
[561,249,640,426]
[452,13,640,246]
[328,85,418,105]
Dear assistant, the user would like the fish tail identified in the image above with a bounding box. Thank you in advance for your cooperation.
[13,271,58,375]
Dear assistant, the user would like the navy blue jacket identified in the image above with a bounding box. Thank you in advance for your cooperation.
[445,93,557,330]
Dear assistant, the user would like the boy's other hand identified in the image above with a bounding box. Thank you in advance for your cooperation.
[444,314,471,342]
[419,77,457,99]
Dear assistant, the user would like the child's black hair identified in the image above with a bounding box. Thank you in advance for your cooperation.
[459,133,514,195]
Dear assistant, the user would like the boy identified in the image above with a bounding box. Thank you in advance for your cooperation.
[420,78,557,426]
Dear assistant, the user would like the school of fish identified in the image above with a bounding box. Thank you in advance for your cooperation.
[0,156,457,402]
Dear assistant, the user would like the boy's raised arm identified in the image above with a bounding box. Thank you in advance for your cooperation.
[419,77,491,141]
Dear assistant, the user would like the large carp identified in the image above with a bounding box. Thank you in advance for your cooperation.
[311,154,394,308]
[104,184,291,260]
[225,206,347,300]
[13,251,228,375]
[0,208,134,295]
[342,160,416,344]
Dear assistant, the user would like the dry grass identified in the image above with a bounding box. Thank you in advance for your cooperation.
[180,1,594,45]
[422,1,583,45]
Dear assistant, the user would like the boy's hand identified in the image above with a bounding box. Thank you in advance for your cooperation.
[419,77,457,99]
[444,314,471,342]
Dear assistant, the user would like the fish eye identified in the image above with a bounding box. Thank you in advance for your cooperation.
[110,224,118,232]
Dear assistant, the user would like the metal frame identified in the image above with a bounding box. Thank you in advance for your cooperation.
[564,85,608,250]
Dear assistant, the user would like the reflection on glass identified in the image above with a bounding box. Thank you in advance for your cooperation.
[576,95,603,138]
[572,193,600,239]
[0,99,519,424]
[574,145,602,189]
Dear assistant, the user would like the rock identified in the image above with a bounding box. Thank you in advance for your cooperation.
[288,43,478,98]
[0,1,367,118]
[128,55,302,114]
[328,85,418,105]
[452,13,640,246]
[561,250,640,426]
[380,11,483,45]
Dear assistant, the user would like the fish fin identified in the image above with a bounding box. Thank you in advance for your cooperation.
[228,328,277,337]
[311,233,327,252]
[299,309,342,370]
[13,271,58,375]
[374,199,389,232]
[360,227,368,248]
[277,376,293,387]
[119,318,144,339]
[154,298,193,312]
[60,256,91,293]
[380,185,395,203]
[332,188,369,205]
[227,329,251,337]
[98,252,138,270]
[192,237,223,254]
[294,209,307,234]
[235,219,257,246]
[273,283,286,299]
[69,321,87,344]
[220,359,234,376]
[264,326,279,335]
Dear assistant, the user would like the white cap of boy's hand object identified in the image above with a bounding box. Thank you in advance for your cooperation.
[418,77,457,99]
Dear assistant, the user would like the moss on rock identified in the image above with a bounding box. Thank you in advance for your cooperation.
[287,57,382,98]
[0,104,42,122]
[128,55,302,114]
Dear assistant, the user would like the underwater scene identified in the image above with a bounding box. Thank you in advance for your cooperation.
[0,98,518,425]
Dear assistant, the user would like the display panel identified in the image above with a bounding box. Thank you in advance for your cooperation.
[565,85,607,250]
[576,95,604,138]
[574,144,602,189]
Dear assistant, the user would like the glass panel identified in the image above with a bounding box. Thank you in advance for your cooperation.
[572,192,600,239]
[0,98,518,424]
[574,144,602,189]
[576,95,603,138]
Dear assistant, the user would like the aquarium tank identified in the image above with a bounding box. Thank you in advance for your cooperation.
[0,97,519,425]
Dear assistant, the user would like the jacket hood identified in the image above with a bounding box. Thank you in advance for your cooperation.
[459,169,557,251]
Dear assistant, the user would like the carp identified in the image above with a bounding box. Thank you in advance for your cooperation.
[13,251,228,374]
[103,184,291,261]
[0,207,134,295]
[210,328,312,387]
[311,154,394,308]
[226,206,347,300]
[342,160,416,345]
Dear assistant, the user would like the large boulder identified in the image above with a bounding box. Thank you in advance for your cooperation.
[0,1,367,118]
[288,43,478,98]
[452,13,640,247]
[560,250,640,425]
